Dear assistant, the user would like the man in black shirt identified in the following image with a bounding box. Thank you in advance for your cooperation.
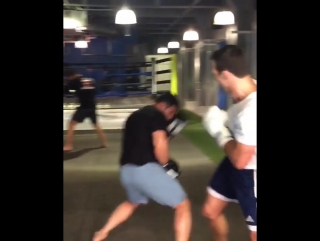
[93,93,191,241]
[63,69,107,151]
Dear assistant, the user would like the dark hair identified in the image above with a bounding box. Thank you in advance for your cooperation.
[155,92,179,109]
[210,45,249,78]
[64,68,76,77]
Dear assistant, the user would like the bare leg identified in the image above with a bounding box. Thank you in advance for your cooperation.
[174,199,192,241]
[93,201,138,241]
[250,231,257,241]
[93,124,107,147]
[202,194,229,241]
[63,120,78,151]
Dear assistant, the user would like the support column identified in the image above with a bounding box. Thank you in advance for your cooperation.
[234,0,256,78]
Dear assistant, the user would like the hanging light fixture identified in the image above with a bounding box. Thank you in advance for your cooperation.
[115,8,137,24]
[183,30,199,41]
[157,47,169,54]
[168,41,180,49]
[213,11,235,25]
[74,40,88,48]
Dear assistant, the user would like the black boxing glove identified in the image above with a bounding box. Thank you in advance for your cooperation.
[163,159,181,179]
[167,112,188,140]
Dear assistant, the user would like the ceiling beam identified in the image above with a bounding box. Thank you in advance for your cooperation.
[88,16,196,25]
[64,3,222,9]
[64,8,214,18]
[134,22,191,25]
[162,0,201,33]
[146,32,180,35]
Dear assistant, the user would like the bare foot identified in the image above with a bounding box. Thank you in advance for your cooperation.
[63,145,73,151]
[101,143,108,148]
[93,230,108,241]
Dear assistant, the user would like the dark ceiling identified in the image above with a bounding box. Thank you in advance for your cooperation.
[63,0,227,43]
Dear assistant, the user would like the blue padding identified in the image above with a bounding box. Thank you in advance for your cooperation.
[104,72,151,77]
[96,91,151,97]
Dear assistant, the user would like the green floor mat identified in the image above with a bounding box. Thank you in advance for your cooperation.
[179,109,224,164]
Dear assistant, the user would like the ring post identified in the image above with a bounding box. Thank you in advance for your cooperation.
[151,58,157,96]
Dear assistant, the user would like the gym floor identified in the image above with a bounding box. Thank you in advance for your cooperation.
[64,133,250,241]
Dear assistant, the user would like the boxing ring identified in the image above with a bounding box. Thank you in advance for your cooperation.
[63,56,177,130]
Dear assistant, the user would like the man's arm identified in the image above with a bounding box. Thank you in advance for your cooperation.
[66,75,83,91]
[153,130,169,165]
[151,113,170,165]
[224,107,256,169]
[224,141,255,169]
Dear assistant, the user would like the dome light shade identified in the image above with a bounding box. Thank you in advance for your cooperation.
[64,17,81,29]
[115,9,137,24]
[168,41,180,49]
[157,47,169,54]
[183,30,199,41]
[74,41,88,48]
[213,11,235,25]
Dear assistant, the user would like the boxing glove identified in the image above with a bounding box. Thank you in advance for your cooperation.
[167,112,188,140]
[163,159,181,179]
[203,106,233,148]
[167,118,187,140]
[220,109,229,128]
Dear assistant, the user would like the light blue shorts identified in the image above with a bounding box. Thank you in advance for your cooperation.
[120,163,187,208]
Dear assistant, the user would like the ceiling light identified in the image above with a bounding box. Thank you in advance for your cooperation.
[213,11,235,25]
[168,41,180,49]
[74,41,88,48]
[64,17,81,29]
[115,9,137,24]
[183,30,199,41]
[157,47,169,54]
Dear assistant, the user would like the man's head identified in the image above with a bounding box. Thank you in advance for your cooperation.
[154,93,179,121]
[210,45,250,92]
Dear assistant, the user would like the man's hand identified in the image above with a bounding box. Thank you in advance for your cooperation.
[163,159,181,179]
[203,106,233,148]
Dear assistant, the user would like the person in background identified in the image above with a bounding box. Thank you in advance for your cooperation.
[63,69,107,151]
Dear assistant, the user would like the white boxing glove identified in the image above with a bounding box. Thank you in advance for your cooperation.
[203,106,233,148]
[220,109,229,128]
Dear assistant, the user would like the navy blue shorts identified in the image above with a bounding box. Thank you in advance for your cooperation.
[208,157,257,231]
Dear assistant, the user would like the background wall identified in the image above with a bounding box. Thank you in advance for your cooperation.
[63,35,139,64]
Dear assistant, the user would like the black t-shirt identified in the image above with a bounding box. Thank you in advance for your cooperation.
[120,105,168,166]
[67,77,96,109]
